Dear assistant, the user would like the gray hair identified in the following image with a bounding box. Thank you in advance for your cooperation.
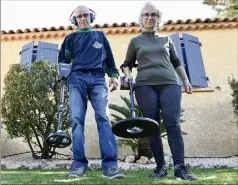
[138,2,163,32]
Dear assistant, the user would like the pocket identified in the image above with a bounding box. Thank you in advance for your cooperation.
[94,77,108,90]
[68,74,83,83]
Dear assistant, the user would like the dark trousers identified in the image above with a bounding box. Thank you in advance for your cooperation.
[135,84,184,167]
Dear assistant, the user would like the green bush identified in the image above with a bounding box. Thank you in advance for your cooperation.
[1,61,70,159]
[228,74,238,126]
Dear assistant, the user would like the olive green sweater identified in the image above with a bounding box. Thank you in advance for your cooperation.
[121,32,182,86]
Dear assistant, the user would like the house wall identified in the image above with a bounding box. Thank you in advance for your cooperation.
[1,26,237,158]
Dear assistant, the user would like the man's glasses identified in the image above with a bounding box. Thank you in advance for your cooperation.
[76,14,89,19]
[142,12,158,19]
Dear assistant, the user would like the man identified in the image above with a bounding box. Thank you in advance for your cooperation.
[58,5,125,179]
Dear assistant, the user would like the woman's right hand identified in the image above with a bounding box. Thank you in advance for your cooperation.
[121,75,133,89]
[124,75,133,83]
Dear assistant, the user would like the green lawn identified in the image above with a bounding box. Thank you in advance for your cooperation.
[1,168,237,185]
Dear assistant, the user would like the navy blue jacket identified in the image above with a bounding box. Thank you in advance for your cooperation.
[58,29,119,78]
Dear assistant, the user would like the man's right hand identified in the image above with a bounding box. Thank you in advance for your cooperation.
[56,76,67,82]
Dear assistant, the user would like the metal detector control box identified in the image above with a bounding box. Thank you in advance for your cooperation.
[58,63,72,79]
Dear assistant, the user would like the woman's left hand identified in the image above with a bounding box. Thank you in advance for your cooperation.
[183,80,193,94]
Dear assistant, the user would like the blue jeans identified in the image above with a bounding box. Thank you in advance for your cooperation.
[68,71,118,169]
[135,84,184,167]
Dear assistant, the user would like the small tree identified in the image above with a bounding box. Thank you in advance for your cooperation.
[109,96,187,160]
[1,61,70,159]
[228,74,238,126]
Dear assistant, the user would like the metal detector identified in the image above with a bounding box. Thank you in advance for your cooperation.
[46,63,72,148]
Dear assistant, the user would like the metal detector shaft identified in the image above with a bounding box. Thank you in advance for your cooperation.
[57,80,65,131]
[128,78,136,118]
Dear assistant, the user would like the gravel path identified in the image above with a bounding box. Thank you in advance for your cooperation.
[1,153,237,170]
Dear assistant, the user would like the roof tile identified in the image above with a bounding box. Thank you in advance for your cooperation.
[1,17,237,41]
[1,17,237,34]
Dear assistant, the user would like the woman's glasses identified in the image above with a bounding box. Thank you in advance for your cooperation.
[142,12,157,19]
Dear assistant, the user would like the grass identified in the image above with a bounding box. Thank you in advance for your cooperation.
[1,168,237,185]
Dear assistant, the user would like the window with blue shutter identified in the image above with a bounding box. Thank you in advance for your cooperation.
[20,41,34,71]
[36,41,58,66]
[182,33,208,88]
[20,41,59,70]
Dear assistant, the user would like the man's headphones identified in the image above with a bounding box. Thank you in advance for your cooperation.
[69,6,96,26]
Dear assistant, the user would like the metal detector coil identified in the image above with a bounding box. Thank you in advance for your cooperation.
[112,77,159,138]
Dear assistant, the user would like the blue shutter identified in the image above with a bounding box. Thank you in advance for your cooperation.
[182,33,208,87]
[169,33,185,86]
[36,41,58,66]
[20,41,34,71]
[169,33,185,66]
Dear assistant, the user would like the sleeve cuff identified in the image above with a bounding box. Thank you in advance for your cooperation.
[111,73,119,79]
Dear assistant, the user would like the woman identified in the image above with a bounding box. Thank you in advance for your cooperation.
[120,2,197,181]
